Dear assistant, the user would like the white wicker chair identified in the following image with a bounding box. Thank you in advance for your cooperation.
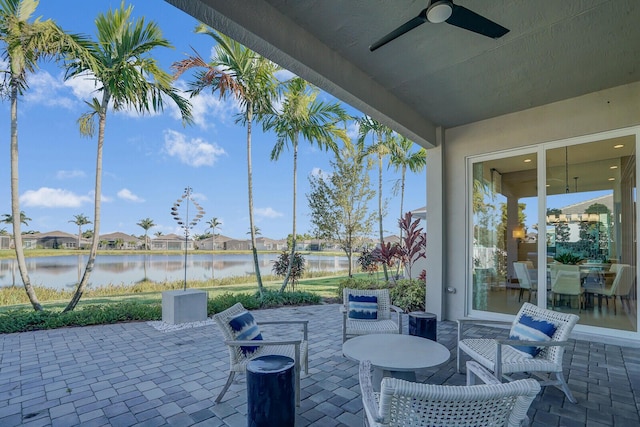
[457,302,579,403]
[212,302,308,406]
[340,288,403,342]
[359,359,540,427]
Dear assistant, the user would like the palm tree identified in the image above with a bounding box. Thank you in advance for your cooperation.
[1,211,31,227]
[69,213,91,250]
[358,116,394,281]
[137,218,155,250]
[389,135,427,238]
[154,231,164,237]
[173,25,279,296]
[206,217,221,250]
[62,1,192,312]
[263,77,349,291]
[1,0,96,311]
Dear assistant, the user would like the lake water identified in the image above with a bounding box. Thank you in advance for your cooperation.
[0,253,351,291]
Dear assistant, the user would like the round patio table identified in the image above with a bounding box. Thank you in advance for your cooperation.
[342,334,450,390]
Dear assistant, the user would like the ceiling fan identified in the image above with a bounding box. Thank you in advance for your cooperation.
[369,0,509,52]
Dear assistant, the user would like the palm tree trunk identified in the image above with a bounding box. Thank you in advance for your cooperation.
[64,97,108,312]
[399,164,407,240]
[280,139,298,292]
[378,151,389,281]
[246,109,264,295]
[10,83,42,311]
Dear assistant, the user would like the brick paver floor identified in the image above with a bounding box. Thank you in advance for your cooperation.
[1,303,639,426]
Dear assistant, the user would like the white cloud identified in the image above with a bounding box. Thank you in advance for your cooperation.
[63,70,99,100]
[190,192,208,201]
[24,71,75,109]
[163,129,226,167]
[20,187,92,208]
[275,69,296,82]
[255,207,283,219]
[310,167,331,180]
[56,170,86,180]
[346,121,360,141]
[117,188,145,203]
[170,80,239,129]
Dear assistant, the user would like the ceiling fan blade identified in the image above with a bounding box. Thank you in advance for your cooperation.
[370,10,427,52]
[446,4,509,39]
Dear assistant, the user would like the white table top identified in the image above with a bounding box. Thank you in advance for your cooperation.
[342,334,450,372]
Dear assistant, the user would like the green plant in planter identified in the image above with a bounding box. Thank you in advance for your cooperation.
[390,279,425,312]
[553,253,584,265]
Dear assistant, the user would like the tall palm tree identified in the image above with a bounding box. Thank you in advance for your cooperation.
[137,217,155,250]
[206,217,221,250]
[69,213,91,250]
[62,1,192,312]
[263,77,349,291]
[358,116,393,281]
[1,0,96,311]
[173,25,279,296]
[389,135,427,238]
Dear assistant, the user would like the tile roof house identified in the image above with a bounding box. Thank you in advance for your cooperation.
[99,232,141,250]
[151,233,194,251]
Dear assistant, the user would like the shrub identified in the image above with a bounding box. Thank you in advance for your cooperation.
[0,291,322,334]
[357,248,379,274]
[0,302,162,334]
[271,251,306,290]
[258,289,320,307]
[389,279,426,312]
[208,292,261,314]
[336,277,388,301]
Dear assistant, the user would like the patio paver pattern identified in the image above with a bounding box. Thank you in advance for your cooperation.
[1,303,639,426]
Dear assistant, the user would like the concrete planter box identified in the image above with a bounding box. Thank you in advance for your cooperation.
[162,289,208,324]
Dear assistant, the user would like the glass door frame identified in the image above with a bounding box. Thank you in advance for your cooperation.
[466,126,640,340]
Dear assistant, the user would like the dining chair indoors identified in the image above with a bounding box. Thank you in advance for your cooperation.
[591,264,635,314]
[513,261,537,303]
[549,263,584,312]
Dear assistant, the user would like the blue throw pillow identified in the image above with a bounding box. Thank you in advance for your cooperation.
[348,294,378,320]
[228,311,263,355]
[509,314,558,357]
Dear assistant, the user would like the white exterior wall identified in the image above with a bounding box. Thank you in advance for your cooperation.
[430,81,640,322]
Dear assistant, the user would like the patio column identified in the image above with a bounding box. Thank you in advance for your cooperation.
[425,129,444,319]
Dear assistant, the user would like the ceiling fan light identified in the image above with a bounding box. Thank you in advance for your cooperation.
[426,1,452,23]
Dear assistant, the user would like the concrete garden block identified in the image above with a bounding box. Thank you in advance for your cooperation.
[162,290,208,324]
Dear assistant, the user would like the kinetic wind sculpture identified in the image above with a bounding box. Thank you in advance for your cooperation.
[171,187,205,291]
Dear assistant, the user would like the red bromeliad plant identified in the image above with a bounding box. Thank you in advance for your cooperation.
[397,212,426,278]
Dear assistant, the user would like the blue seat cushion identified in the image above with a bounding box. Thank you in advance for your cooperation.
[348,294,378,320]
[509,314,558,357]
[228,311,263,355]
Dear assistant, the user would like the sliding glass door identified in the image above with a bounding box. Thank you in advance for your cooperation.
[471,151,538,316]
[470,132,637,334]
[546,136,636,332]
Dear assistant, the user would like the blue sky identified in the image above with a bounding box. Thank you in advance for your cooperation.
[0,1,427,240]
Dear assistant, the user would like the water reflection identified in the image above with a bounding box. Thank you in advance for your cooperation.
[0,253,350,290]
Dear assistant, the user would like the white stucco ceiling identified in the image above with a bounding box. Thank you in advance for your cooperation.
[165,0,640,149]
